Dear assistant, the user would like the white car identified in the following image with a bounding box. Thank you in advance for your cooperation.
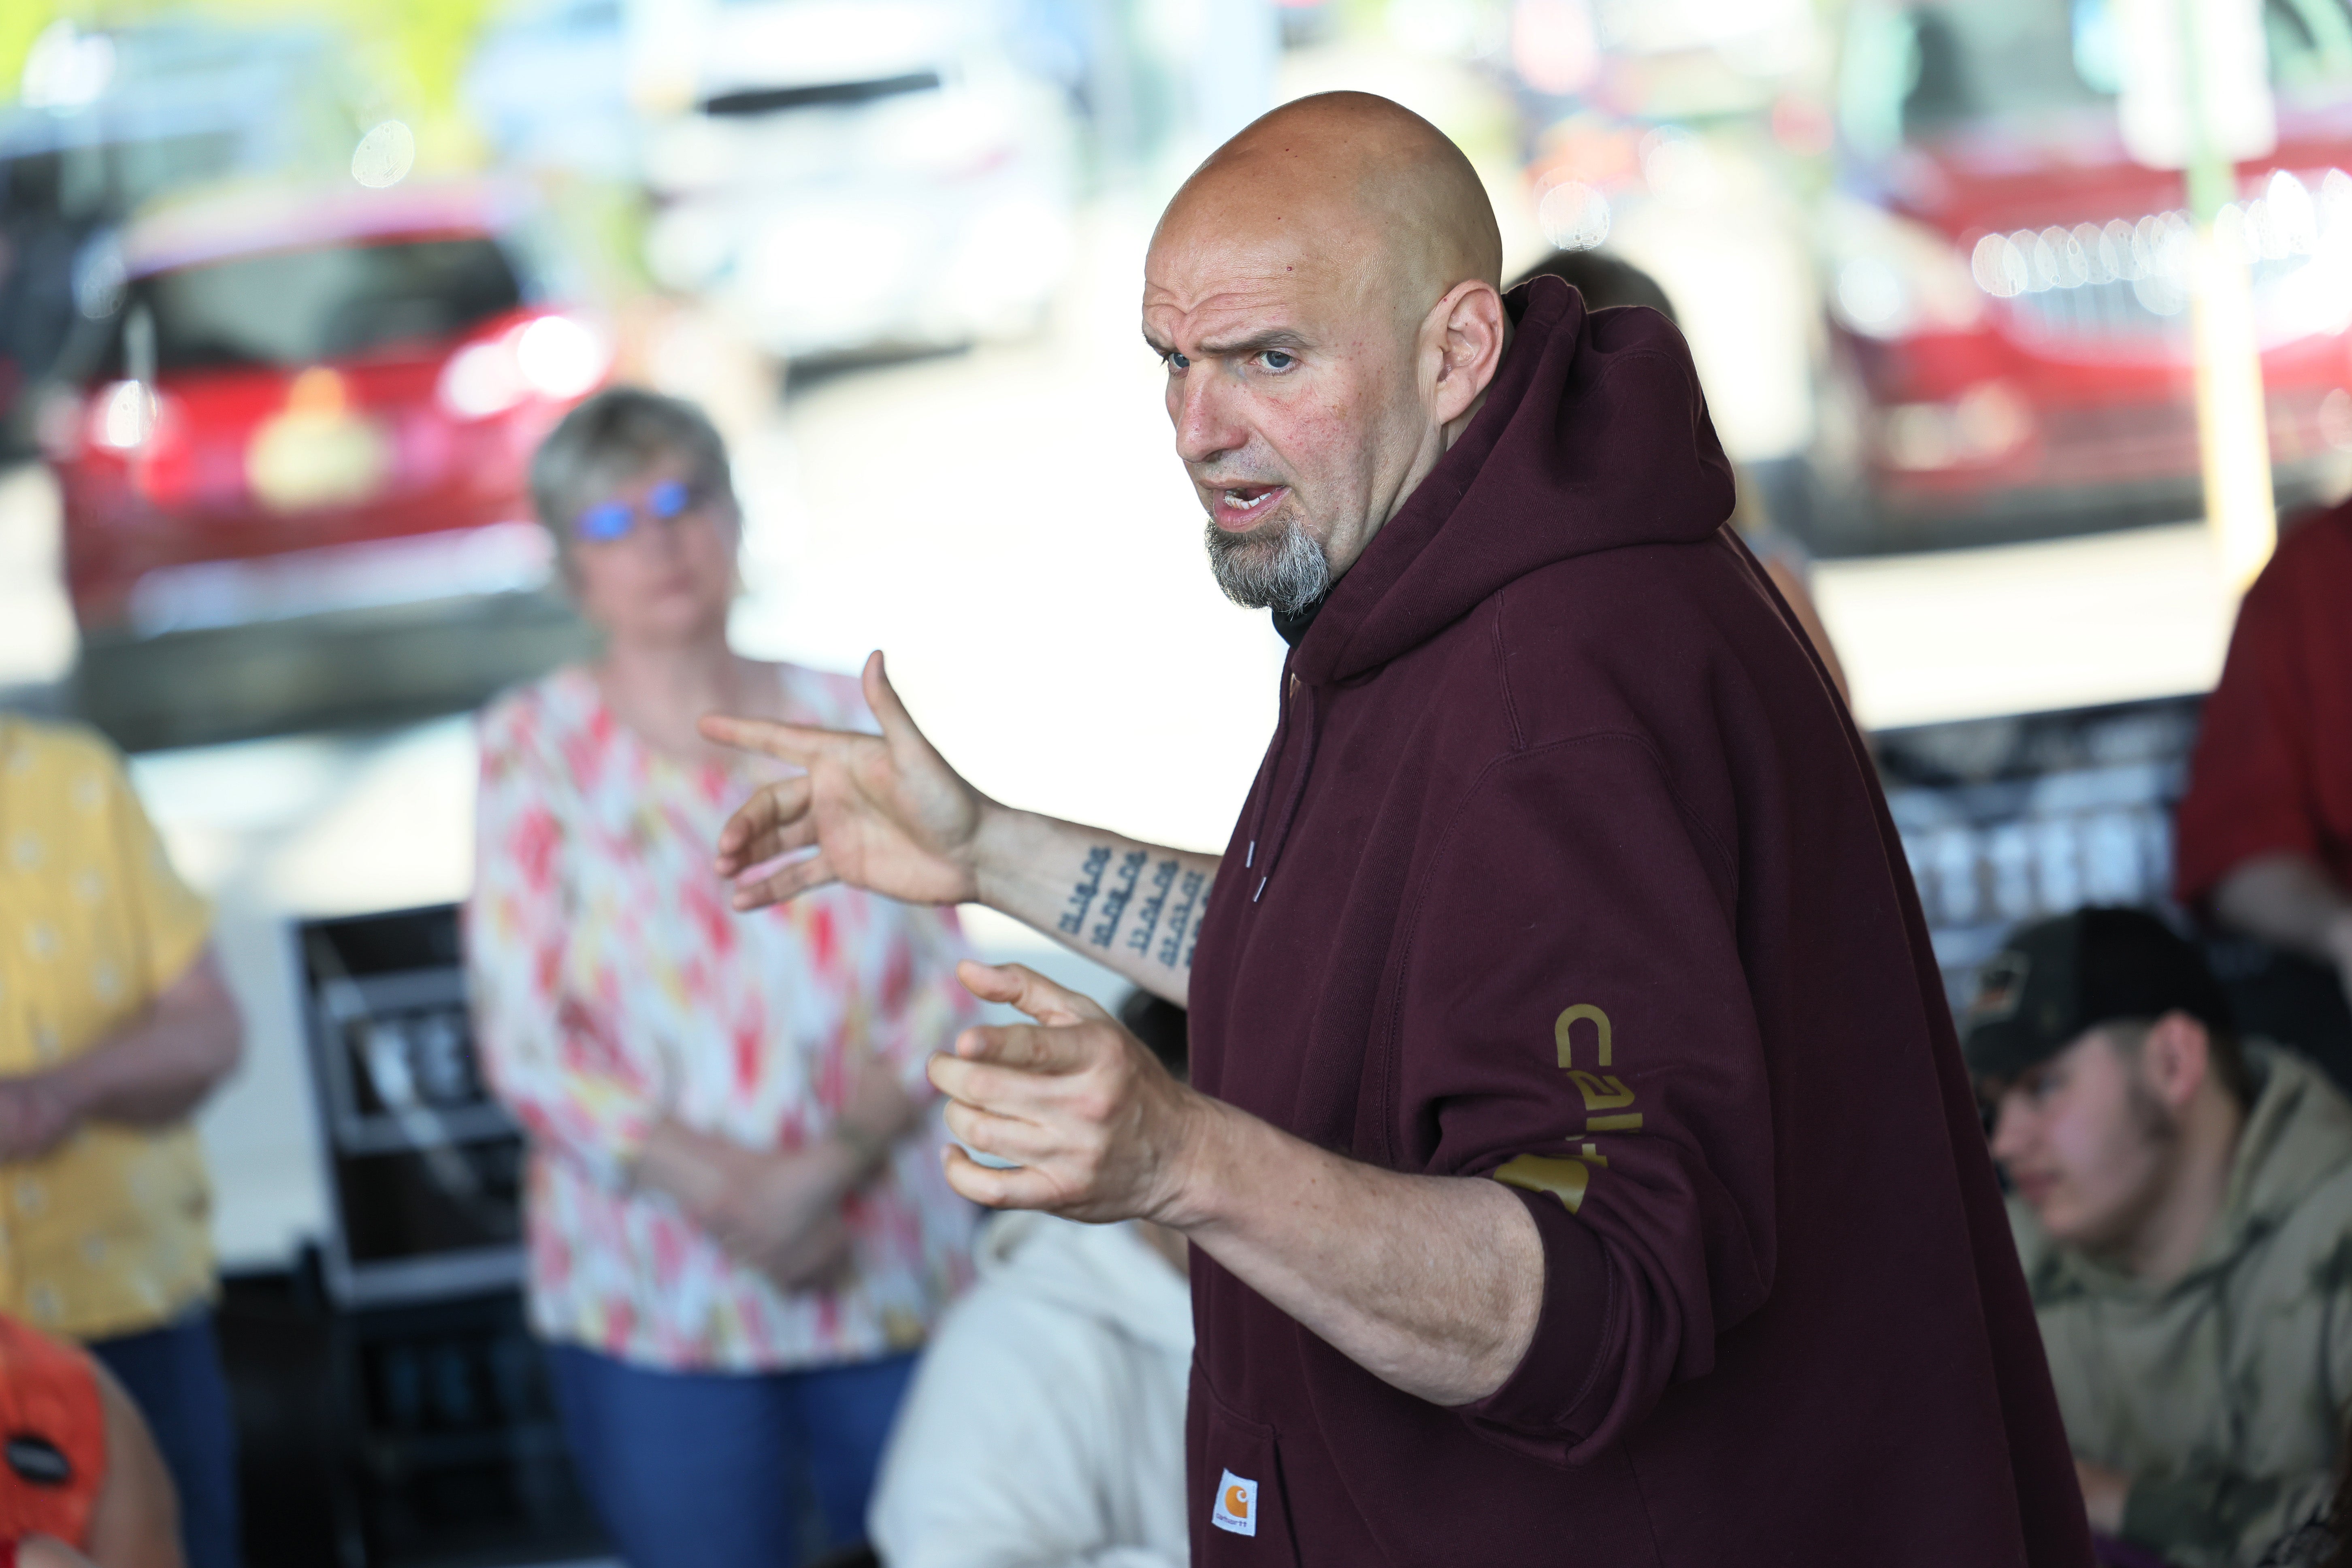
[641,0,1078,362]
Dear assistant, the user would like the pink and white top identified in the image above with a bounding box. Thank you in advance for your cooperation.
[466,664,980,1371]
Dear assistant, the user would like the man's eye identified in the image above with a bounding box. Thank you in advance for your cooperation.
[1261,349,1295,371]
[1167,351,1190,371]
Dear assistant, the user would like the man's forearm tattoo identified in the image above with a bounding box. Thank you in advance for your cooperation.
[1057,846,1112,936]
[1126,859,1180,958]
[1090,850,1148,947]
[1060,846,1213,970]
[1160,869,1207,969]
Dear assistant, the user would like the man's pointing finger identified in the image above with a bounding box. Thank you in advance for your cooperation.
[698,713,830,765]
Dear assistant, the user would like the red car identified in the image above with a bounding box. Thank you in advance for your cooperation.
[1814,0,2352,550]
[44,180,609,744]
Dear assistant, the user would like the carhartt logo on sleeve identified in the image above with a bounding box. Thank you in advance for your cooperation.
[1211,1468,1259,1536]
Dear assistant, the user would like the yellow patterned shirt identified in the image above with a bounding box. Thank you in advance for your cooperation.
[0,715,215,1341]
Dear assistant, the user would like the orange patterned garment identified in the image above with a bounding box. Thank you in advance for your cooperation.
[0,1313,104,1549]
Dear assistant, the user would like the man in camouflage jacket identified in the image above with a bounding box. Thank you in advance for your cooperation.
[1968,908,2352,1567]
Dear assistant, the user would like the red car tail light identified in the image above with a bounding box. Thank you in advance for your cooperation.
[436,313,607,420]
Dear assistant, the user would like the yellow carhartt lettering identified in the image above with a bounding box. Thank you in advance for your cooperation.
[1569,1070,1636,1111]
[1554,1003,1611,1069]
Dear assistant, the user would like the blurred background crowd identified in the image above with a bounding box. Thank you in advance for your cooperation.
[5,0,2352,1564]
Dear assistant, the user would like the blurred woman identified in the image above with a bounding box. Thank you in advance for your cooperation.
[466,389,980,1568]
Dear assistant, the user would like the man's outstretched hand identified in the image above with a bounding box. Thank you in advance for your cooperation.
[702,650,990,910]
[933,961,1209,1223]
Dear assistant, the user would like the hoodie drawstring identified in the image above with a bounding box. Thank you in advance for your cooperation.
[1248,676,1320,903]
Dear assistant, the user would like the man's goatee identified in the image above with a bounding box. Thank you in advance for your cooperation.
[1204,516,1331,617]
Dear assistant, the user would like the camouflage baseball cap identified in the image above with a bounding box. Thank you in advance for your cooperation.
[1961,907,2234,1082]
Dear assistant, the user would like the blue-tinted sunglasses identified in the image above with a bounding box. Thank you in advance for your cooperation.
[575,479,697,543]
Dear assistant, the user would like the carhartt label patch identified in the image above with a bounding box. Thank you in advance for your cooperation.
[1211,1468,1258,1536]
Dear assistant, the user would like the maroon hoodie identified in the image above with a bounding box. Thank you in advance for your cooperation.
[1182,277,2090,1566]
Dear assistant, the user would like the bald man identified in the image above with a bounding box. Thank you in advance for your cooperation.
[706,95,2089,1565]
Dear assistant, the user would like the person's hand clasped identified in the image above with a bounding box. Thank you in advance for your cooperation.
[933,961,1207,1224]
[0,1073,79,1161]
[696,1142,856,1292]
[639,1126,854,1293]
[701,650,992,912]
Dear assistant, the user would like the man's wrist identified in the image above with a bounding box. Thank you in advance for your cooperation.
[969,803,1044,913]
[1155,1088,1243,1235]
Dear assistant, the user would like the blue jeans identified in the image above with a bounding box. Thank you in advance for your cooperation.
[546,1342,916,1568]
[87,1310,242,1568]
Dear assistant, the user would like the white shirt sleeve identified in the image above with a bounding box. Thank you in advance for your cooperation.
[869,1293,1187,1568]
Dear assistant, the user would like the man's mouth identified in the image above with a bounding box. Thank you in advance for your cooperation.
[2007,1169,2057,1206]
[1212,484,1289,530]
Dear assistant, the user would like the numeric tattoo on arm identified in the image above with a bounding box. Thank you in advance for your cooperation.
[1060,844,1213,972]
[1160,869,1208,969]
[1057,846,1112,936]
[1089,850,1148,948]
[1127,859,1180,958]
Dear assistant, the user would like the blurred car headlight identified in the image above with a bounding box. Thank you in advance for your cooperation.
[1825,200,1984,340]
[515,315,605,398]
[89,379,161,451]
[438,314,608,420]
[1880,381,2032,471]
[439,341,526,420]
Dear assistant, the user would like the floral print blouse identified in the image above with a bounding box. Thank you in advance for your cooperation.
[466,665,979,1371]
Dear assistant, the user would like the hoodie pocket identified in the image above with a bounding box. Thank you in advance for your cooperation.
[1193,1374,1302,1566]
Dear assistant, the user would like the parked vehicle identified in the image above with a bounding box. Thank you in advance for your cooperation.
[639,0,1078,364]
[43,181,609,748]
[1814,0,2352,552]
[0,19,370,456]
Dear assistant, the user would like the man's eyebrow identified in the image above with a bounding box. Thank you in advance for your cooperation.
[1140,327,1312,358]
[1195,328,1311,357]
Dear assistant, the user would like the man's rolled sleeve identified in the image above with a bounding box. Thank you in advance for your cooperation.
[1391,735,1777,1464]
[1458,1188,1618,1458]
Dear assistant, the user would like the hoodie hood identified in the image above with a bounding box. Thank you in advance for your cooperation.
[973,1211,1193,1355]
[1292,273,1736,687]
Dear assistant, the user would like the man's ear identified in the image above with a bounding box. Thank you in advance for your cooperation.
[2141,1011,2212,1110]
[1425,280,1508,431]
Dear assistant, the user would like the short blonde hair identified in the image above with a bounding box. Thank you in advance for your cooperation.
[528,387,736,562]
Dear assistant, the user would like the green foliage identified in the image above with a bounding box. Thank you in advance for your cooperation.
[4,0,494,147]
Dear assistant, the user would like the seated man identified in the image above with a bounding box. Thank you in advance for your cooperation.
[1966,907,2352,1568]
[0,1310,183,1568]
[2175,500,2352,1089]
[867,995,1192,1568]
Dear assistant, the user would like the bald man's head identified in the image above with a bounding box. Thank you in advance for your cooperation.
[1143,93,1511,614]
[1157,92,1502,311]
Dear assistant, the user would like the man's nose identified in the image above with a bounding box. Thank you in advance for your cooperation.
[1171,367,1245,467]
[1987,1097,2026,1162]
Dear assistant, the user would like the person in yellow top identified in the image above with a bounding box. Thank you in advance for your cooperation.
[0,715,243,1568]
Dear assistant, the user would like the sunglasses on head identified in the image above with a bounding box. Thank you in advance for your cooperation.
[575,478,697,543]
